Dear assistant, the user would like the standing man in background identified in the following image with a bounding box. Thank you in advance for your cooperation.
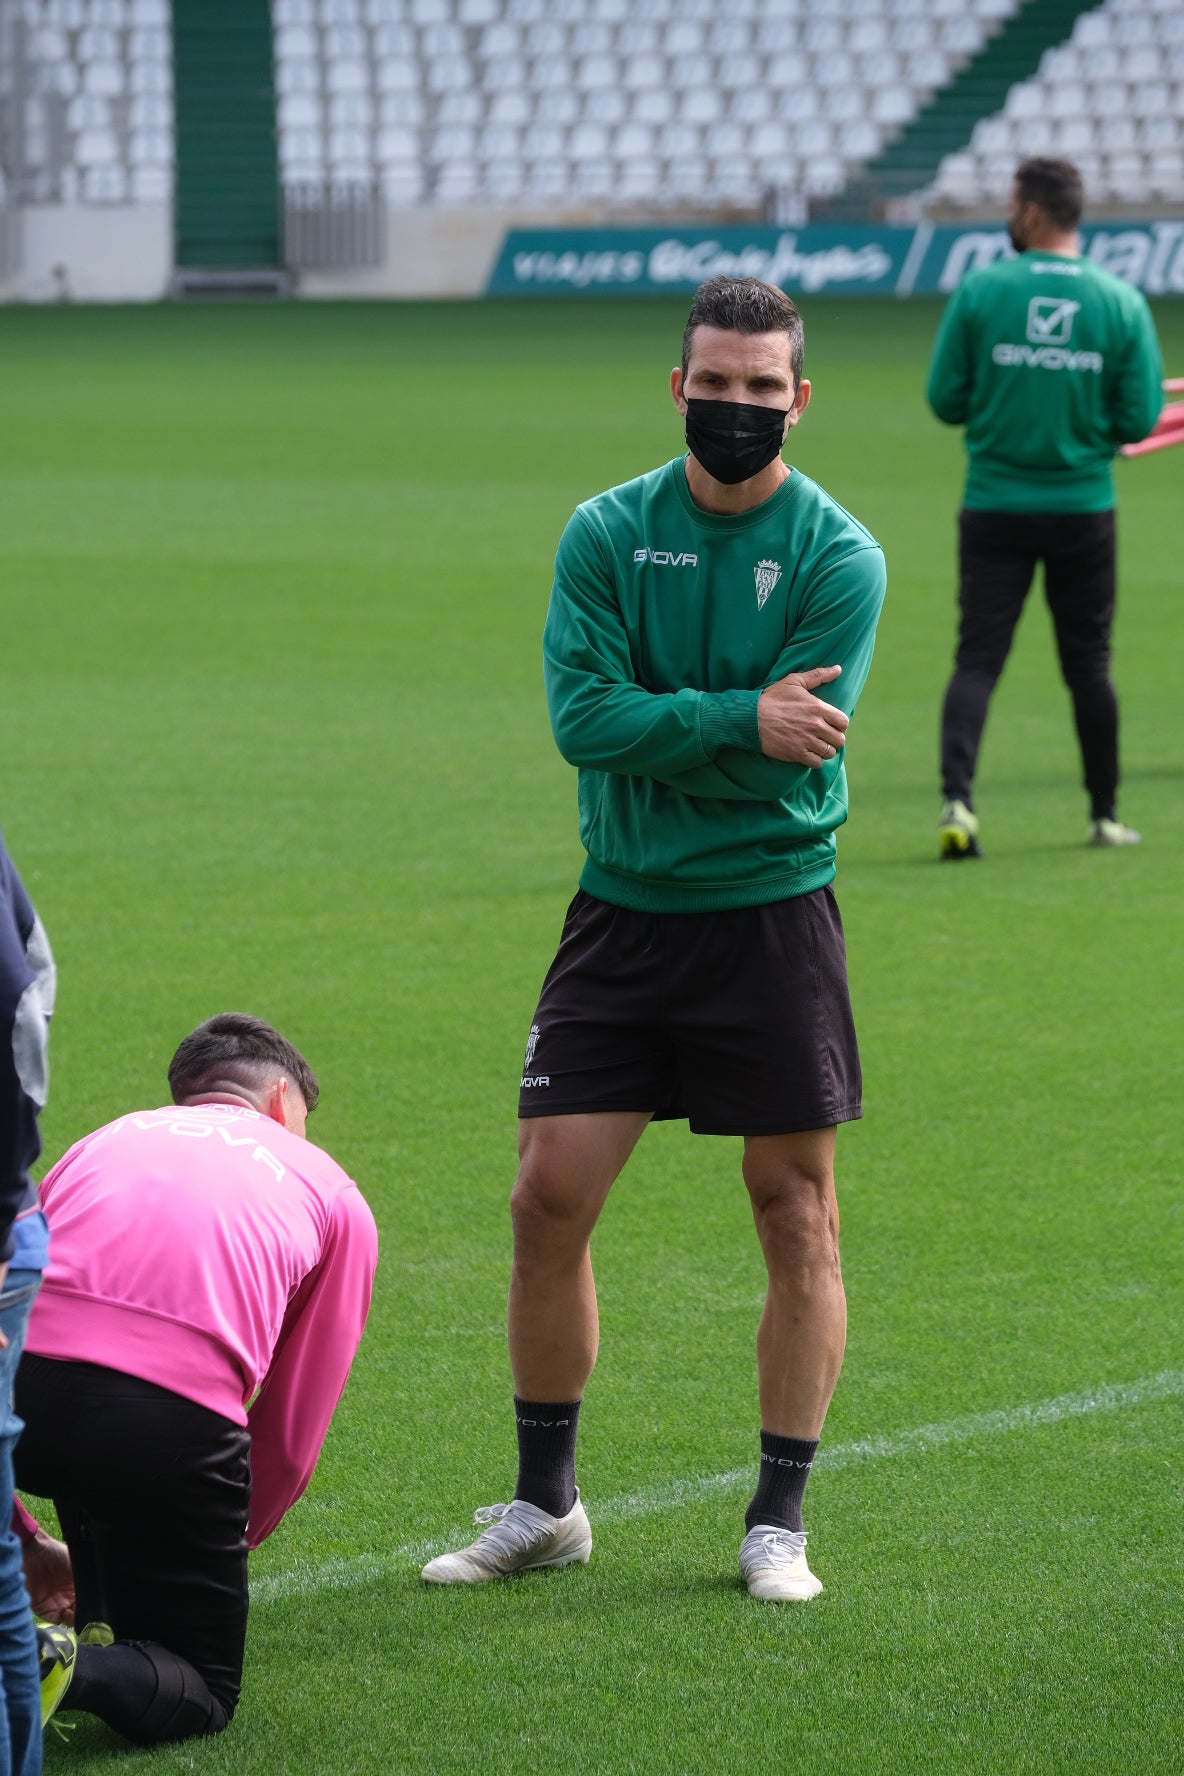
[424,277,886,1603]
[0,831,55,1776]
[927,156,1163,858]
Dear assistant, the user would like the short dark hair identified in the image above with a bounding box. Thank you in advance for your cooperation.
[681,277,805,390]
[1014,157,1084,232]
[168,1012,319,1114]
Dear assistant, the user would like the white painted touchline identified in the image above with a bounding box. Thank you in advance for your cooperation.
[249,1367,1184,1604]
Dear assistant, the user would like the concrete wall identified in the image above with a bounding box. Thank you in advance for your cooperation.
[0,205,172,303]
[0,204,517,301]
[295,207,589,299]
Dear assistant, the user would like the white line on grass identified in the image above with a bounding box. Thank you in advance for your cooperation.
[250,1367,1184,1604]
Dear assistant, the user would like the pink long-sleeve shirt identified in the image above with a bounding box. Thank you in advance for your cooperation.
[26,1100,378,1547]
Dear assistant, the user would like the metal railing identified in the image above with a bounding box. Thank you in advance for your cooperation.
[282,182,385,273]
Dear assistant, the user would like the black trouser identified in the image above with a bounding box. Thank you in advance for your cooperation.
[15,1355,250,1745]
[940,508,1119,819]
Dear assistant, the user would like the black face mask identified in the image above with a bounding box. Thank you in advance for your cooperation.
[684,397,789,486]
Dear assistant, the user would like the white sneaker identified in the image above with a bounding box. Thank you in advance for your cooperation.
[1087,818,1140,847]
[739,1525,823,1601]
[421,1491,592,1584]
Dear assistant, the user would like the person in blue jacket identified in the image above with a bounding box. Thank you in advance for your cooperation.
[0,831,55,1774]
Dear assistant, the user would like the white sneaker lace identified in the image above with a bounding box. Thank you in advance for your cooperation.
[753,1528,808,1567]
[470,1501,549,1561]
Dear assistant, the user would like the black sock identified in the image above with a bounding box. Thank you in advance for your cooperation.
[744,1431,820,1534]
[513,1396,581,1518]
[69,1643,159,1729]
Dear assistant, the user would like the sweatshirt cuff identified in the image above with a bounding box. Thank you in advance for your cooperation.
[698,690,762,758]
[12,1497,39,1544]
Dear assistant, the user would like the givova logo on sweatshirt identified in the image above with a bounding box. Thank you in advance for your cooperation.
[991,297,1103,373]
[633,547,698,566]
[1026,297,1080,346]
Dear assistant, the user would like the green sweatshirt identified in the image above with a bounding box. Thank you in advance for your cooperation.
[543,457,886,913]
[926,249,1163,512]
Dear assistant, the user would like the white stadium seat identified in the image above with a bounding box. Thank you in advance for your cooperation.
[633,88,675,125]
[129,59,170,94]
[327,59,370,93]
[1058,118,1096,154]
[83,59,124,95]
[657,121,701,159]
[488,90,531,124]
[32,27,70,61]
[67,94,112,130]
[1099,116,1139,152]
[524,161,573,200]
[375,57,417,92]
[326,26,368,58]
[479,122,521,158]
[276,58,320,94]
[75,127,119,165]
[378,124,419,162]
[131,164,170,201]
[575,54,616,90]
[129,127,172,165]
[129,28,169,61]
[281,127,325,167]
[83,163,127,200]
[379,90,424,124]
[538,89,580,124]
[374,24,416,55]
[279,92,321,130]
[380,164,425,204]
[429,123,475,160]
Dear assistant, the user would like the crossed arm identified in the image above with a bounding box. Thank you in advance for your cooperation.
[544,530,886,803]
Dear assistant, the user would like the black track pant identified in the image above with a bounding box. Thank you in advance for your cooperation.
[940,508,1119,819]
[15,1355,250,1745]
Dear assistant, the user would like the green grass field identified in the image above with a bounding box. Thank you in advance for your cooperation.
[3,294,1183,1775]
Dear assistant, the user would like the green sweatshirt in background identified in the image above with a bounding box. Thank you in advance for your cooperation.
[543,457,887,914]
[926,249,1164,512]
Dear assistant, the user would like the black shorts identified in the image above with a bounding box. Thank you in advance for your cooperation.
[518,887,861,1137]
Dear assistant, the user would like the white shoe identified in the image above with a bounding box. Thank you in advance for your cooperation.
[1087,818,1140,847]
[421,1490,592,1584]
[739,1525,823,1601]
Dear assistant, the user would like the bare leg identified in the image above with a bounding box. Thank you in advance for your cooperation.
[509,1111,650,1401]
[742,1127,846,1438]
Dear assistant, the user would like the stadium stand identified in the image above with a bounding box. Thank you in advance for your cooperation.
[926,0,1184,209]
[3,0,173,205]
[268,0,1026,215]
[2,0,1181,230]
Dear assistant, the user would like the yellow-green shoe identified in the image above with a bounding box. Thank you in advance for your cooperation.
[38,1622,77,1728]
[939,798,981,859]
[78,1621,114,1647]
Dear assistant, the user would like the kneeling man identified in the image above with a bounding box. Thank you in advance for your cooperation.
[17,1013,378,1744]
